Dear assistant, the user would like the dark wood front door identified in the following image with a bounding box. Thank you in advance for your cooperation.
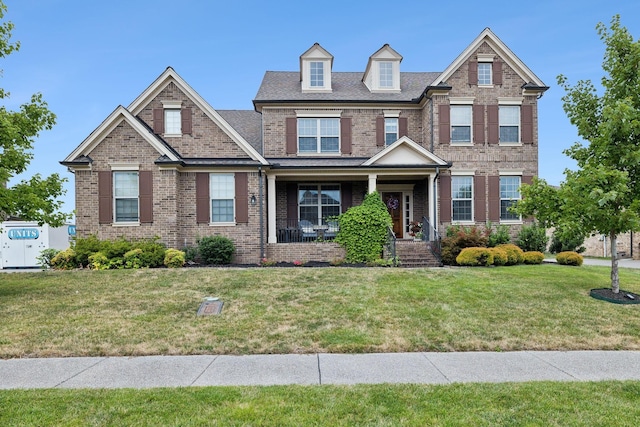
[383,192,403,238]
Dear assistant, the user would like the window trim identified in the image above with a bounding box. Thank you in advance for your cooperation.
[477,62,493,86]
[113,171,140,225]
[209,172,236,225]
[450,105,473,145]
[499,175,522,222]
[298,183,341,226]
[384,117,399,146]
[451,175,474,223]
[297,117,340,154]
[499,105,521,145]
[309,61,324,88]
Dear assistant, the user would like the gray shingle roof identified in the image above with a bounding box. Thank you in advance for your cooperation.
[217,110,263,154]
[254,71,441,103]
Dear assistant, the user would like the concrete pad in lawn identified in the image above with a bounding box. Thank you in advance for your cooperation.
[0,357,105,389]
[530,350,640,381]
[319,353,449,385]
[194,354,319,386]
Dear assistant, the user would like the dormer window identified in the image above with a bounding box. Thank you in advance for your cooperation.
[310,62,324,87]
[300,43,333,92]
[379,62,394,88]
[363,44,402,93]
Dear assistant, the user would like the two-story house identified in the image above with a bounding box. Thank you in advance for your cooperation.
[61,28,547,265]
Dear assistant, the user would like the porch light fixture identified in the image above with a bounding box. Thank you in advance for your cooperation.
[250,194,257,205]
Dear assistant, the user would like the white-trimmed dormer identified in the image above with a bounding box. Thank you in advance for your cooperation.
[363,44,402,93]
[300,43,333,93]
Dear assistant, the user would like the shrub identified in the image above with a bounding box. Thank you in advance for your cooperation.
[549,228,586,254]
[131,238,166,267]
[183,246,199,264]
[88,252,110,270]
[335,191,392,263]
[489,247,508,266]
[124,248,144,269]
[73,235,102,267]
[524,251,545,264]
[50,248,77,270]
[37,248,60,269]
[456,247,494,266]
[517,222,549,252]
[486,224,511,247]
[164,249,186,268]
[198,235,235,265]
[556,251,583,266]
[441,226,488,265]
[496,243,525,265]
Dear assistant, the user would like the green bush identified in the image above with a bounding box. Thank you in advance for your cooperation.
[524,251,545,264]
[164,249,186,268]
[198,235,235,265]
[131,238,166,267]
[73,235,102,267]
[124,248,144,269]
[335,191,392,263]
[556,251,583,266]
[489,247,508,266]
[441,226,488,265]
[456,247,494,266]
[549,228,586,254]
[496,244,525,265]
[37,248,60,269]
[517,222,549,252]
[182,245,199,264]
[486,224,511,247]
[88,252,110,270]
[99,237,133,260]
[50,248,77,270]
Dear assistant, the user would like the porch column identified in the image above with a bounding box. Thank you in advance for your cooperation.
[267,174,277,244]
[428,173,436,232]
[368,174,378,193]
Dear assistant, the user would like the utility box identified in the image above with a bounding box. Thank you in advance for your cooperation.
[0,222,75,269]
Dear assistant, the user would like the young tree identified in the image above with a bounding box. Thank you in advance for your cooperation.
[0,1,70,226]
[516,15,640,293]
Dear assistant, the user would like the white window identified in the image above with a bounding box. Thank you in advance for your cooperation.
[164,109,181,135]
[310,61,324,87]
[379,62,393,88]
[478,63,492,85]
[298,118,339,153]
[210,173,235,223]
[500,176,521,221]
[451,105,472,143]
[298,184,341,225]
[385,118,398,145]
[499,106,520,143]
[114,172,139,222]
[452,176,473,222]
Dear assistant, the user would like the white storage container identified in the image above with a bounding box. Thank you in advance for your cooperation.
[0,222,75,269]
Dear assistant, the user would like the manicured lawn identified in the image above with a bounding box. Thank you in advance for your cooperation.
[1,381,639,426]
[1,264,639,358]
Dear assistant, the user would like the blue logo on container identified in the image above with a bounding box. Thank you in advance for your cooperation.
[68,225,76,236]
[7,228,39,240]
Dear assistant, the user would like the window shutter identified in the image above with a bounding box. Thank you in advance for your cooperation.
[487,105,499,144]
[196,173,210,224]
[340,117,352,154]
[474,175,486,222]
[468,61,478,86]
[286,117,297,154]
[473,105,485,144]
[98,171,113,224]
[376,117,385,147]
[488,176,500,221]
[399,117,408,138]
[139,171,153,223]
[181,108,192,135]
[522,175,533,186]
[235,172,249,224]
[153,109,164,134]
[493,60,502,85]
[521,105,534,144]
[439,175,451,223]
[438,105,450,144]
[286,183,298,225]
[341,183,352,212]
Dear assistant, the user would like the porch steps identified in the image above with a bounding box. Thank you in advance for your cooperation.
[393,240,441,268]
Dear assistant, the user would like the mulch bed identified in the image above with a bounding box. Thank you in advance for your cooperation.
[590,288,640,304]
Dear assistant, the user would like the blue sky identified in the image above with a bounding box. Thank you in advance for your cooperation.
[3,0,640,217]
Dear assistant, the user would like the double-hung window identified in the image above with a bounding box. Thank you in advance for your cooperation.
[210,173,235,223]
[478,62,492,85]
[114,171,139,222]
[452,176,473,222]
[310,61,324,87]
[379,62,393,88]
[499,106,520,143]
[298,118,339,153]
[385,118,398,146]
[451,105,472,143]
[164,108,182,135]
[500,176,521,221]
[298,184,341,225]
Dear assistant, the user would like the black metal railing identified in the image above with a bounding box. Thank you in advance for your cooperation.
[276,218,340,243]
[385,226,398,266]
[422,216,442,263]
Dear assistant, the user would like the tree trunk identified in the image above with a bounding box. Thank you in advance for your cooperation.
[610,232,620,294]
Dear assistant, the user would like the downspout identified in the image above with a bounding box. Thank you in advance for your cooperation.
[258,166,265,259]
[433,166,440,234]
[428,94,435,153]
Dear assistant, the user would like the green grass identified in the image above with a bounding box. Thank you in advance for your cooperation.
[1,381,639,426]
[1,264,639,357]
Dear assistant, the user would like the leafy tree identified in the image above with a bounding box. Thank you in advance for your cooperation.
[0,1,70,225]
[516,15,640,293]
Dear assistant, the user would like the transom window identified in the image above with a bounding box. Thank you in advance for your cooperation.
[210,173,235,223]
[499,106,520,143]
[500,176,521,221]
[114,171,139,222]
[385,118,398,145]
[451,106,472,143]
[379,62,393,88]
[298,184,341,225]
[164,109,181,135]
[298,118,339,153]
[478,62,492,85]
[452,176,473,222]
[310,61,324,87]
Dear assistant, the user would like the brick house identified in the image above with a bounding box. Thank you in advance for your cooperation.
[61,28,547,265]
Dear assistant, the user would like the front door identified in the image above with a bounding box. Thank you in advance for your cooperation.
[383,192,403,238]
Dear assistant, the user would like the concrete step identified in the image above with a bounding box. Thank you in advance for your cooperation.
[390,240,442,268]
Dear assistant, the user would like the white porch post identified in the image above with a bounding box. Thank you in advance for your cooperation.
[368,174,378,194]
[428,173,436,232]
[267,174,277,244]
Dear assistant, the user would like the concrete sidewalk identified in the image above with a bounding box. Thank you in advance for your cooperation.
[2,351,640,389]
[545,257,640,268]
